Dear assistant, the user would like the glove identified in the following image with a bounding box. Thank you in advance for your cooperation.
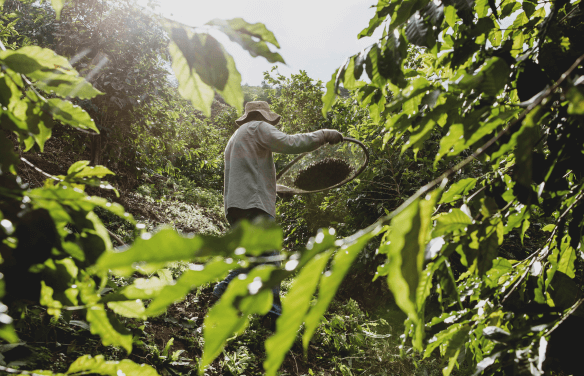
[322,129,343,145]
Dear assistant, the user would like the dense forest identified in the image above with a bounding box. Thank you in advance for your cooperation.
[0,0,583,375]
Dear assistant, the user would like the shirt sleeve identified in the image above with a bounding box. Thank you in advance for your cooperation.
[254,121,325,154]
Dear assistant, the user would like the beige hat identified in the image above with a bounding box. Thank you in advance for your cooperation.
[235,101,281,126]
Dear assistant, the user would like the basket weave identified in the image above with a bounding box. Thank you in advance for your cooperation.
[276,137,369,195]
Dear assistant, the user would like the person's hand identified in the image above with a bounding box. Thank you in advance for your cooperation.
[322,129,343,145]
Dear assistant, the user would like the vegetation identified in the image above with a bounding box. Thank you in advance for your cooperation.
[1,0,584,375]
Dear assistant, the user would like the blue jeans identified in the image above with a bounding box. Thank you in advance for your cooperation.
[213,207,282,317]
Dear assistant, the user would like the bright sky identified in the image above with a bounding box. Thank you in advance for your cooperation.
[140,0,381,86]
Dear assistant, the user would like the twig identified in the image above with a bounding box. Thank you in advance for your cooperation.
[548,297,584,335]
[20,157,62,182]
[107,228,126,246]
[0,365,48,376]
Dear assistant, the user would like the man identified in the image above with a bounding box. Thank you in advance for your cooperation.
[213,101,343,328]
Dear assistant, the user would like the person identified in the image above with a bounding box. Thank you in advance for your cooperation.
[213,101,343,329]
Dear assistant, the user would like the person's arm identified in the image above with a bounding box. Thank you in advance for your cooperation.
[255,122,342,154]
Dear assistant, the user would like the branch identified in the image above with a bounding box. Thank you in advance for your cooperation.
[20,157,61,182]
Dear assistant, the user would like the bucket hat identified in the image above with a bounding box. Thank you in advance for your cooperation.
[235,101,281,126]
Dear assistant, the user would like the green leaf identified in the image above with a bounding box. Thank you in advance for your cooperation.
[436,108,518,166]
[264,250,333,376]
[168,38,214,117]
[433,208,472,237]
[425,322,469,357]
[0,324,19,344]
[171,29,228,90]
[93,221,282,276]
[322,69,339,116]
[380,191,439,346]
[0,46,73,74]
[302,233,373,351]
[34,73,102,100]
[67,165,114,179]
[512,106,541,203]
[51,0,64,20]
[107,300,146,319]
[477,220,503,276]
[0,72,22,111]
[388,0,430,36]
[45,99,98,132]
[358,2,392,38]
[214,45,244,115]
[168,28,244,113]
[379,31,407,86]
[0,131,20,174]
[440,178,477,204]
[0,46,101,99]
[484,258,513,287]
[68,355,160,376]
[40,281,62,318]
[67,160,90,175]
[566,86,584,115]
[558,242,576,279]
[443,329,470,376]
[86,305,133,353]
[406,12,429,47]
[365,45,387,88]
[207,18,284,64]
[444,5,458,27]
[456,57,510,97]
[202,266,275,373]
[144,260,232,316]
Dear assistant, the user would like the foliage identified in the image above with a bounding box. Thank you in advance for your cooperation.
[319,0,584,373]
[2,0,584,375]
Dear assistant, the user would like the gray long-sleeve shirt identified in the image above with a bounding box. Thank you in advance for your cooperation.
[224,120,326,217]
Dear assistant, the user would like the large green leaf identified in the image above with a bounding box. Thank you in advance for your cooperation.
[201,266,275,374]
[365,45,388,89]
[388,0,431,36]
[168,39,214,117]
[433,208,472,237]
[144,260,232,316]
[86,306,132,353]
[67,355,160,376]
[380,190,439,346]
[567,86,584,115]
[207,18,284,64]
[322,69,339,116]
[93,221,282,276]
[358,1,392,38]
[456,58,510,97]
[440,178,477,204]
[107,300,146,319]
[0,46,73,74]
[213,45,244,115]
[264,250,333,376]
[0,46,101,99]
[170,28,228,90]
[302,232,373,351]
[406,12,429,47]
[79,274,132,352]
[34,74,102,100]
[558,241,576,279]
[46,98,99,132]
